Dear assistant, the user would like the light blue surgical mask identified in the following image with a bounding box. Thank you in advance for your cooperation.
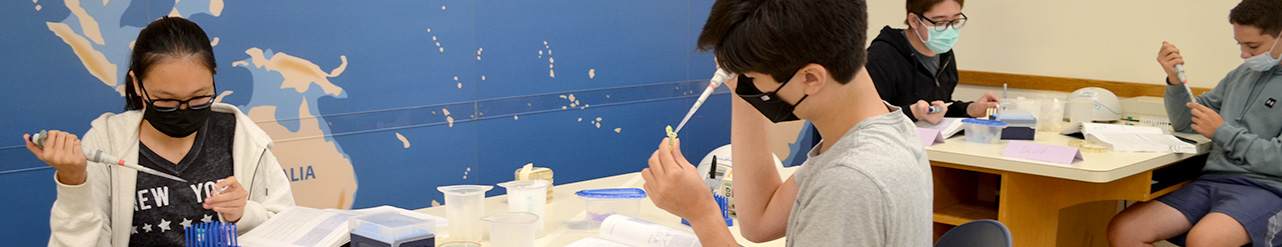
[1245,33,1282,72]
[914,18,960,54]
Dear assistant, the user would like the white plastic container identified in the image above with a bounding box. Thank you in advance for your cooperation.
[348,212,436,247]
[962,118,1007,144]
[513,166,554,200]
[575,188,647,225]
[481,212,539,247]
[498,180,550,237]
[436,185,492,242]
[1069,98,1094,125]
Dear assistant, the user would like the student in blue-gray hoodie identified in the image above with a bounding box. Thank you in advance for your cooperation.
[1109,0,1282,246]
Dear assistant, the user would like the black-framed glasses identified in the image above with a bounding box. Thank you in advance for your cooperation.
[139,80,216,112]
[918,12,968,32]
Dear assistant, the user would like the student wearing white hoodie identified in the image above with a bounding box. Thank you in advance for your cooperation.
[23,16,294,247]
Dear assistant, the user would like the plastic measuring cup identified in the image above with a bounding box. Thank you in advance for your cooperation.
[481,212,539,247]
[498,180,550,237]
[437,185,493,242]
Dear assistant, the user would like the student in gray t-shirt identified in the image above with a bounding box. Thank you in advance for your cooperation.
[639,0,933,246]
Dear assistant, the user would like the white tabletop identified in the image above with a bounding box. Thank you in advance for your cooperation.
[416,167,797,246]
[926,129,1212,183]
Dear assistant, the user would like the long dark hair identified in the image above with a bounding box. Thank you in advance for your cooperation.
[124,16,217,111]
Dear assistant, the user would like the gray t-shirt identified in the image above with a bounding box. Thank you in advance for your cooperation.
[785,103,933,246]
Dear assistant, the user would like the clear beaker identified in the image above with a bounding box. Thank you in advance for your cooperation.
[481,212,539,247]
[437,185,493,242]
[498,180,550,237]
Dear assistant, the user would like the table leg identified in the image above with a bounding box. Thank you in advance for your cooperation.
[998,171,1153,246]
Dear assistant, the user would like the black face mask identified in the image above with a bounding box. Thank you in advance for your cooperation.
[144,106,211,138]
[736,74,808,123]
[139,83,213,138]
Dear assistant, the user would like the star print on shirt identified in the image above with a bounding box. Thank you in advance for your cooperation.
[180,218,193,229]
[131,225,138,235]
[158,218,172,232]
[201,214,213,223]
[143,223,152,233]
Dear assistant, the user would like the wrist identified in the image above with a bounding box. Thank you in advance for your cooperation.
[56,169,87,185]
[694,198,725,222]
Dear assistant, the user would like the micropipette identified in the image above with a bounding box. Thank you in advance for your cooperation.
[1174,64,1197,103]
[30,130,188,183]
[674,68,735,134]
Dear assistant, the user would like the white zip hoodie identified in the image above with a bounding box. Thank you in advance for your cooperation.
[48,103,295,246]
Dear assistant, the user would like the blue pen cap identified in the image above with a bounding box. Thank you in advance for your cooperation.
[575,188,647,199]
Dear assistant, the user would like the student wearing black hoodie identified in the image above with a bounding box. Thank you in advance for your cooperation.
[867,0,1000,124]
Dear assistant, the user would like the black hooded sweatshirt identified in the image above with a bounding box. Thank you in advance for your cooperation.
[866,25,971,121]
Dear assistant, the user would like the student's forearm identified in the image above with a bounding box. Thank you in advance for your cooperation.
[1165,84,1197,133]
[688,212,740,247]
[729,96,789,241]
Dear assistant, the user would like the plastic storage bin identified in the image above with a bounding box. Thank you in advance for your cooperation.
[997,110,1037,140]
[575,188,647,225]
[962,118,1007,144]
[349,212,435,247]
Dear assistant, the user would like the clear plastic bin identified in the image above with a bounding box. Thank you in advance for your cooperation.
[962,118,1007,144]
[574,188,647,225]
[349,212,435,247]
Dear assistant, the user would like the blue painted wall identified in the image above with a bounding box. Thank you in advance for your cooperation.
[0,1,728,245]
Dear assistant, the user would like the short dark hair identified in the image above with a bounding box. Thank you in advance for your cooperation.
[125,16,217,111]
[906,0,965,24]
[1230,0,1282,38]
[696,0,867,84]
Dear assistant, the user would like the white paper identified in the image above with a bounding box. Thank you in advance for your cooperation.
[566,237,634,247]
[1060,122,1163,135]
[239,207,355,247]
[1058,123,1196,153]
[916,118,965,138]
[1088,133,1197,154]
[597,215,701,247]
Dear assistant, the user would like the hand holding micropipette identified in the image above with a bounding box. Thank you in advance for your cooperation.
[1159,42,1197,102]
[24,130,89,185]
[27,130,188,183]
[673,68,736,134]
[912,100,947,124]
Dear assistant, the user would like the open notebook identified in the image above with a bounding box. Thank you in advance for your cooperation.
[917,118,965,138]
[1059,122,1197,154]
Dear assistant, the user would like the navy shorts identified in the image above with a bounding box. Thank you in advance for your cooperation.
[1155,174,1282,247]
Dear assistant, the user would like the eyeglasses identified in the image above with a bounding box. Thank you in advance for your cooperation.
[139,81,215,112]
[918,13,968,32]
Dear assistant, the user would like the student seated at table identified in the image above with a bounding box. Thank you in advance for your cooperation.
[639,0,933,246]
[867,0,999,125]
[1108,1,1282,246]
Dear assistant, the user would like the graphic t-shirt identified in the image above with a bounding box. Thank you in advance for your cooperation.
[129,112,235,247]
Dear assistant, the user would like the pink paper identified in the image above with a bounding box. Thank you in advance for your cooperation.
[1002,141,1083,164]
[918,128,945,147]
